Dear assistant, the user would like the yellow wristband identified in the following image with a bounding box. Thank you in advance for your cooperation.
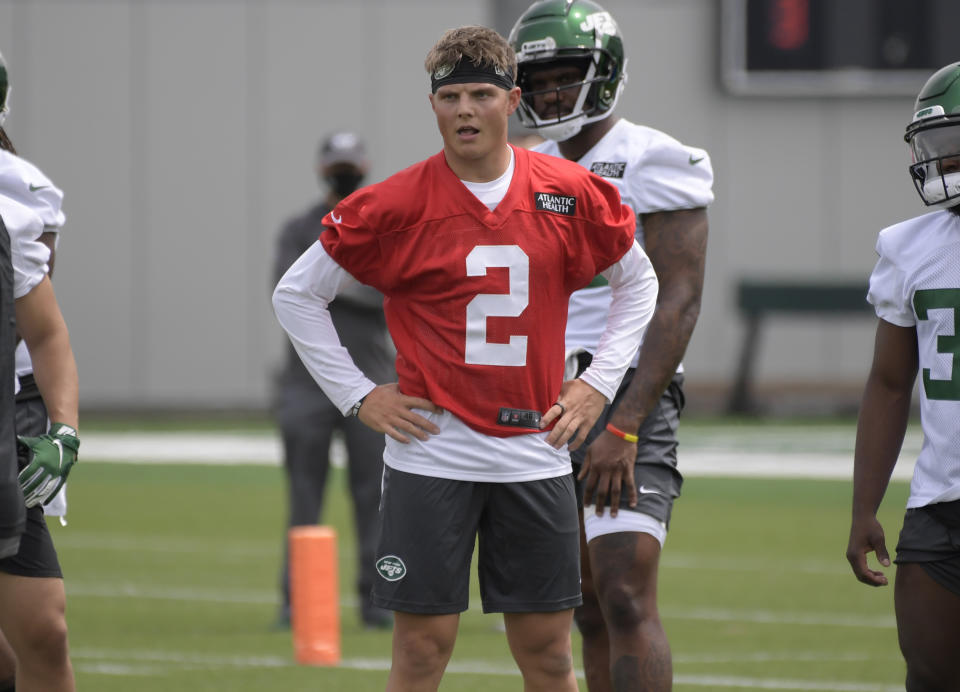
[605,422,639,443]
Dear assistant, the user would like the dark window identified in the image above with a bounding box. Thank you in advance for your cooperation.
[722,0,960,96]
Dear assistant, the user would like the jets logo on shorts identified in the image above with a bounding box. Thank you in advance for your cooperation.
[376,555,407,582]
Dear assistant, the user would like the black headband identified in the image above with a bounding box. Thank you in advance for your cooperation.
[430,59,515,93]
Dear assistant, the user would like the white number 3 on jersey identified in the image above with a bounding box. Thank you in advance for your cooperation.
[464,245,529,366]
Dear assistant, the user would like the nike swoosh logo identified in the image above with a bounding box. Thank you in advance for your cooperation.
[331,212,342,224]
[52,439,64,470]
[29,183,48,192]
[688,155,704,166]
[638,485,661,495]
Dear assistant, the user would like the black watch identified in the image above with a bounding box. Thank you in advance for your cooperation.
[349,395,367,417]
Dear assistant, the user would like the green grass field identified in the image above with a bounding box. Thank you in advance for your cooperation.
[51,418,911,691]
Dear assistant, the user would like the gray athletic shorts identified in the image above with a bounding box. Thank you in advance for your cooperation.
[571,370,685,528]
[370,466,582,615]
[895,499,960,596]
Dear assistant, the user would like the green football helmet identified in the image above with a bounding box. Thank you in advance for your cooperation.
[904,62,960,210]
[0,50,8,127]
[508,0,627,141]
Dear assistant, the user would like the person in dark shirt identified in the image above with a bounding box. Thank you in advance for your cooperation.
[273,132,395,629]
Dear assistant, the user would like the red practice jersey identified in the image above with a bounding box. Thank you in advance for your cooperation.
[320,145,634,437]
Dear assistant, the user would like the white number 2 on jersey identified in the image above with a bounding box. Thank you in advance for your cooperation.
[464,245,529,366]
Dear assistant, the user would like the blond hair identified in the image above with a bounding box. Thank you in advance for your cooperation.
[425,26,517,82]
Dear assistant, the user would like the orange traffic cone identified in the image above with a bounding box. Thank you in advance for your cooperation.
[289,525,340,665]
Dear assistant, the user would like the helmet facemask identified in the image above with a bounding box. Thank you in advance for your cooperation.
[908,121,960,209]
[904,63,960,210]
[516,49,624,141]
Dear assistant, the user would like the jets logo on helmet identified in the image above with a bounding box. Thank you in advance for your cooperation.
[579,11,617,37]
[904,62,960,210]
[0,49,9,127]
[509,0,627,142]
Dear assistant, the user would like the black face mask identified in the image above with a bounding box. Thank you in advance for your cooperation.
[325,171,364,198]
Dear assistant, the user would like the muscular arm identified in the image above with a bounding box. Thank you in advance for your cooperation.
[846,319,917,586]
[14,275,78,429]
[608,207,707,433]
[579,208,707,514]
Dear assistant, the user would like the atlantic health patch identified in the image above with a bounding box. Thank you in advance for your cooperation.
[590,161,626,178]
[535,191,577,216]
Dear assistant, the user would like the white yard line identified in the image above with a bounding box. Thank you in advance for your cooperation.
[80,433,286,466]
[664,606,894,629]
[79,431,918,480]
[69,648,902,690]
[64,580,893,629]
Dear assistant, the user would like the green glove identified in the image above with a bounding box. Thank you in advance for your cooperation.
[17,422,80,508]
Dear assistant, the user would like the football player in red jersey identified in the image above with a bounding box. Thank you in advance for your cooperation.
[274,25,658,692]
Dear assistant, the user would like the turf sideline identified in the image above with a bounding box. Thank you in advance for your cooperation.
[78,432,917,480]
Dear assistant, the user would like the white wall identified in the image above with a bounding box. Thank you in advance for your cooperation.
[586,1,920,411]
[1,0,488,410]
[0,0,928,412]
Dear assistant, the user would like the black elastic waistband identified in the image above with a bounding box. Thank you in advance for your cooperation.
[15,374,39,403]
[576,351,593,377]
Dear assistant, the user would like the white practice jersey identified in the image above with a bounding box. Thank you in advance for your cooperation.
[0,151,65,378]
[535,119,714,366]
[868,209,960,508]
[0,149,67,516]
[0,150,60,301]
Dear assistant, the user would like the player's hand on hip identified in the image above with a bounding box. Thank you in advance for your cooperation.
[578,430,638,517]
[358,383,442,443]
[541,378,605,450]
[846,514,891,587]
[17,422,80,508]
